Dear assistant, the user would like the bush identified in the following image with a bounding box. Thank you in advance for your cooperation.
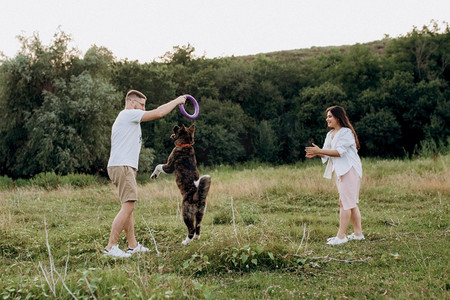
[14,178,30,188]
[28,172,106,189]
[30,172,60,190]
[138,147,156,173]
[219,244,277,272]
[60,173,100,187]
[0,175,13,190]
[0,172,108,190]
[136,173,152,185]
[415,137,450,158]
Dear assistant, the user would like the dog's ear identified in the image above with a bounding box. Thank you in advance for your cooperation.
[173,126,180,134]
[179,125,189,134]
[188,124,196,134]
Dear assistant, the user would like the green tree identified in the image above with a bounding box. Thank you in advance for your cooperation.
[215,58,255,104]
[254,120,279,163]
[160,44,198,66]
[0,31,77,177]
[2,24,450,174]
[242,55,285,121]
[384,20,450,82]
[185,64,220,99]
[111,60,177,105]
[305,49,344,86]
[356,109,402,157]
[192,97,248,165]
[80,45,116,79]
[424,91,450,145]
[161,44,203,96]
[333,44,382,98]
[16,72,119,175]
[0,31,120,177]
[297,82,347,142]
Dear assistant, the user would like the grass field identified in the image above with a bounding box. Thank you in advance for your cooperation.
[0,155,449,299]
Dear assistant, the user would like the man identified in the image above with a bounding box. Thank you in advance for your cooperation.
[104,90,186,257]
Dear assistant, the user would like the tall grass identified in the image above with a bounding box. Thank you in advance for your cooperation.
[0,156,448,299]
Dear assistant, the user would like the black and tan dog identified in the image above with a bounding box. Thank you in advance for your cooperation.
[151,124,211,245]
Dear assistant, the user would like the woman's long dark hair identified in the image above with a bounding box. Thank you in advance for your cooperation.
[326,106,360,150]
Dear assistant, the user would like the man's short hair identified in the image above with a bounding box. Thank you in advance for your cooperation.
[126,90,147,102]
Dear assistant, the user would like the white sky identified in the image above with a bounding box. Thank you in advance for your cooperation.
[1,0,449,62]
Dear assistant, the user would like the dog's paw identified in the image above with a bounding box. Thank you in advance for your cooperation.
[181,236,193,245]
[194,234,201,240]
[150,164,165,179]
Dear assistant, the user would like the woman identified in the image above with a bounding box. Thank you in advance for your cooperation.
[305,106,364,245]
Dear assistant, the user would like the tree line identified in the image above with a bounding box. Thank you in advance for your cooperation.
[0,21,449,178]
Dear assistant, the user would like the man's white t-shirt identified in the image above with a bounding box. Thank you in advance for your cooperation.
[107,109,146,169]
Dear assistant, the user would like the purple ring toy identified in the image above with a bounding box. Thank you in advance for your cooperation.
[179,94,199,119]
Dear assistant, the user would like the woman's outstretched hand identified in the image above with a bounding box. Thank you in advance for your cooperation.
[305,143,321,158]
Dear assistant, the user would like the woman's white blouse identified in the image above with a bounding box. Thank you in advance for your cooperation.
[321,127,362,179]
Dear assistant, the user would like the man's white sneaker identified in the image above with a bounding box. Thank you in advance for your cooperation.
[326,236,348,245]
[127,243,150,255]
[104,245,131,258]
[347,233,365,240]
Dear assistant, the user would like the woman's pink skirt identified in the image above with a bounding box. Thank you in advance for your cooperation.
[335,167,361,211]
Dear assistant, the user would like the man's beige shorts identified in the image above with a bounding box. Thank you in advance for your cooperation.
[107,166,138,203]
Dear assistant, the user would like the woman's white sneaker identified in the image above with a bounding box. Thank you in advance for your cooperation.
[347,233,365,240]
[104,245,131,258]
[327,236,348,245]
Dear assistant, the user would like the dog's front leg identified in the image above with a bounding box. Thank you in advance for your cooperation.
[151,151,176,179]
[150,164,166,179]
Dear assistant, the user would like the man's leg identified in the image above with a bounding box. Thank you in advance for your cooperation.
[106,201,135,250]
[124,207,138,249]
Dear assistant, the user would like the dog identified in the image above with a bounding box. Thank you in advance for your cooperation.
[151,124,211,245]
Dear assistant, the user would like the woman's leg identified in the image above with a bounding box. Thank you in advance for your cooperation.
[350,205,363,236]
[337,200,351,239]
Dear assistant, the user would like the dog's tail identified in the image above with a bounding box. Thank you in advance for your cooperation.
[194,175,211,202]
